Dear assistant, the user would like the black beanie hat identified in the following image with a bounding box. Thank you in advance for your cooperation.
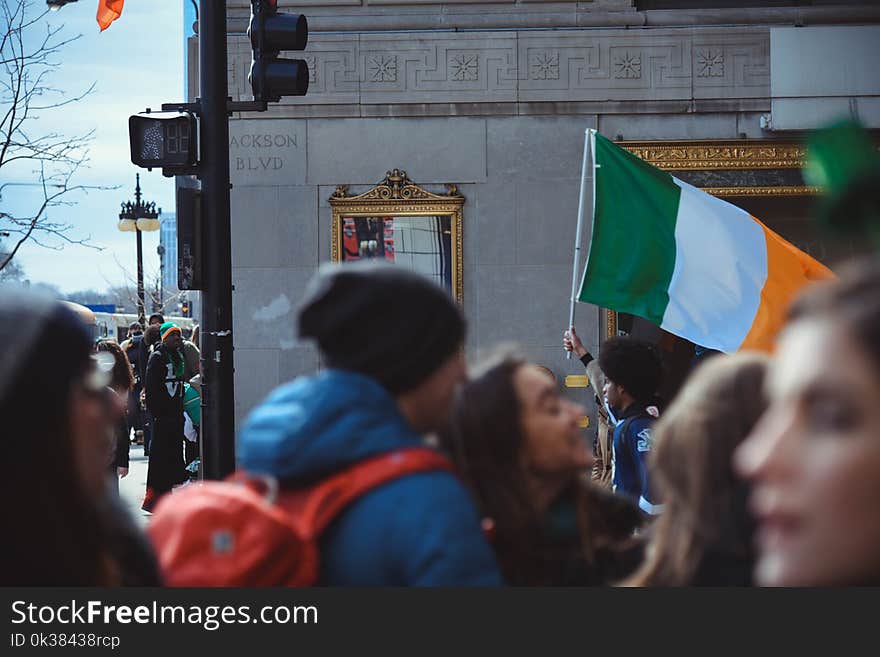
[298,262,465,394]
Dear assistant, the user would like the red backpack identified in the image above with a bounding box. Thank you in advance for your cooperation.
[147,447,453,586]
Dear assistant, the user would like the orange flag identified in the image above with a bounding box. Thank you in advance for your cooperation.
[96,0,125,31]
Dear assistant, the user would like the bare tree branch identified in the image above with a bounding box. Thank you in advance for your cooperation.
[0,0,101,273]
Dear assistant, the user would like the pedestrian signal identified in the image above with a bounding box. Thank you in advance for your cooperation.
[129,111,198,176]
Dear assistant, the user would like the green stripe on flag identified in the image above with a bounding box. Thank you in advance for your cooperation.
[578,133,681,325]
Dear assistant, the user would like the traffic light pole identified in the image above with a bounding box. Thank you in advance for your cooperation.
[126,0,307,479]
[199,0,236,480]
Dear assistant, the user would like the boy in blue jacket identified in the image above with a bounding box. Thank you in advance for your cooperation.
[598,337,664,517]
[239,262,502,586]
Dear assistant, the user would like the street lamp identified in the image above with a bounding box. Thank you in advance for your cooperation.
[118,174,160,326]
[157,243,166,313]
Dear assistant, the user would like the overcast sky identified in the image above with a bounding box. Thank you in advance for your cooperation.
[6,0,184,294]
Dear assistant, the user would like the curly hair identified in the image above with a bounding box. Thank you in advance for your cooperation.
[597,337,662,402]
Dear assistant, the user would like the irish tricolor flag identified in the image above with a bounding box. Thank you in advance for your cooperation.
[576,131,833,353]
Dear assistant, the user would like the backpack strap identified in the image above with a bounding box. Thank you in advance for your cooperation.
[276,447,454,540]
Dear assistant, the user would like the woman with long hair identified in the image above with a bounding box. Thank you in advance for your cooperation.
[0,290,160,585]
[96,339,135,488]
[441,353,643,586]
[624,352,769,586]
[735,259,880,586]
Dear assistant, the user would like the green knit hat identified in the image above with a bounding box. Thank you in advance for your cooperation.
[160,322,181,341]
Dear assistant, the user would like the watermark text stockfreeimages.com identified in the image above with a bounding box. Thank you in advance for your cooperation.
[10,599,318,633]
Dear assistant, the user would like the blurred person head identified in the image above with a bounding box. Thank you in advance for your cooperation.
[148,313,164,327]
[97,340,135,395]
[298,262,467,434]
[625,352,770,587]
[143,323,161,349]
[598,337,663,415]
[0,290,120,584]
[442,351,643,584]
[445,353,592,510]
[128,321,143,338]
[735,259,880,586]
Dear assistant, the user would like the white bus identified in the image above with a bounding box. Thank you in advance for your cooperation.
[93,312,196,342]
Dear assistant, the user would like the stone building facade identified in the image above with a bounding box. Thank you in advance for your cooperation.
[202,1,880,426]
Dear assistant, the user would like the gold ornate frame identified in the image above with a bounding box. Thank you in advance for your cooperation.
[604,139,817,338]
[619,139,819,198]
[329,169,465,303]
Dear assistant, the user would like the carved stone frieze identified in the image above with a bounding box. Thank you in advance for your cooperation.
[226,28,770,110]
[613,51,642,79]
[448,53,480,82]
[304,56,317,84]
[367,54,398,82]
[692,32,769,99]
[529,51,559,80]
[696,49,724,78]
[517,32,693,102]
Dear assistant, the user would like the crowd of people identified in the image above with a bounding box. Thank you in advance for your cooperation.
[2,256,879,586]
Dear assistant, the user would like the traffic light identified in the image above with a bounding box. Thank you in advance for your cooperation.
[129,111,198,177]
[248,0,309,103]
[181,300,191,317]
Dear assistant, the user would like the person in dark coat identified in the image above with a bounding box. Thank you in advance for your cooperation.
[238,262,503,586]
[142,322,187,512]
[122,322,146,444]
[139,324,162,456]
[0,290,161,585]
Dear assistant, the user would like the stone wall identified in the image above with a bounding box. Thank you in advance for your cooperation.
[219,3,880,426]
[229,114,605,424]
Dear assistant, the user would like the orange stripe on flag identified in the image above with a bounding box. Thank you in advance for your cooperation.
[740,216,835,352]
[97,0,125,32]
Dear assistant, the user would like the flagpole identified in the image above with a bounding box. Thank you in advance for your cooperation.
[567,128,594,359]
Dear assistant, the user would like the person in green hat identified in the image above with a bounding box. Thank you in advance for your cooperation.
[141,322,188,512]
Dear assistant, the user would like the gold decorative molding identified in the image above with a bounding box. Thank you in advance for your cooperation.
[330,169,463,203]
[619,140,808,171]
[329,169,465,304]
[704,185,822,198]
[605,308,617,341]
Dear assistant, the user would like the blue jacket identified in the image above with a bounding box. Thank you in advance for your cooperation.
[238,369,503,586]
[611,403,662,516]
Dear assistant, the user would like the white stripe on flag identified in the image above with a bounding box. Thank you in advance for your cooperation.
[661,179,768,352]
